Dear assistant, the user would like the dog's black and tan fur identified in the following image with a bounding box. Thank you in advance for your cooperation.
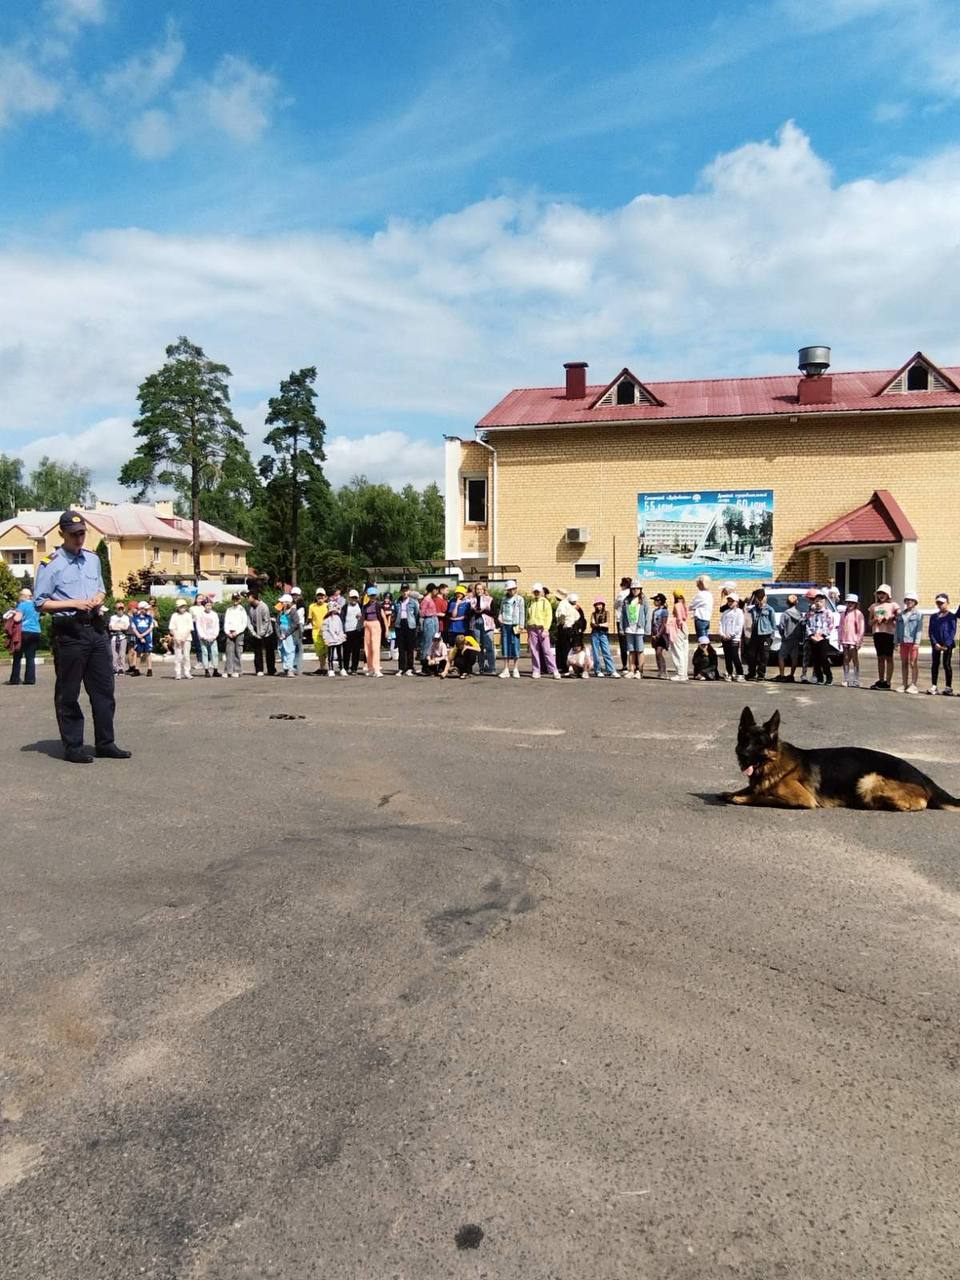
[722,706,960,811]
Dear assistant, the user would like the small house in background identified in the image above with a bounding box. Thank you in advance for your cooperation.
[0,499,251,586]
[444,349,960,603]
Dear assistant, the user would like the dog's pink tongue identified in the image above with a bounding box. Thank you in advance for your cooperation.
[742,764,754,777]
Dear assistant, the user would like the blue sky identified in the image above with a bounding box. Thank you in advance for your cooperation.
[1,0,959,496]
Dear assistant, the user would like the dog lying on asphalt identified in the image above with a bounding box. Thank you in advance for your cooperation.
[722,707,960,811]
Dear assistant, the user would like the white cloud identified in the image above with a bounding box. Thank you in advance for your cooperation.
[186,54,280,146]
[127,108,176,160]
[2,11,279,155]
[323,432,443,491]
[0,50,60,128]
[47,0,107,31]
[16,416,134,500]
[3,122,960,498]
[101,20,184,105]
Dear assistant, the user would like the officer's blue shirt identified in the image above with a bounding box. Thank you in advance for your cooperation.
[33,546,105,617]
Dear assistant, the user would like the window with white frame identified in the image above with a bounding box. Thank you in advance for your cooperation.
[153,545,161,561]
[171,549,179,565]
[234,553,241,567]
[219,552,226,567]
[464,476,487,524]
[9,550,32,565]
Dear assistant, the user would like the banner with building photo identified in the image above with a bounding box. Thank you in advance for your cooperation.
[637,489,774,581]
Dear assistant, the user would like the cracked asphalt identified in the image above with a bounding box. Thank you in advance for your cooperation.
[2,660,959,1278]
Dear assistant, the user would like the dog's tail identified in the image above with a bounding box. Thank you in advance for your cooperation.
[928,784,960,812]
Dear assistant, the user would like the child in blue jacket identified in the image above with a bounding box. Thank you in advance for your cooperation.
[895,591,923,694]
[929,593,957,695]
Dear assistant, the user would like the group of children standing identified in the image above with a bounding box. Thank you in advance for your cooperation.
[84,575,960,695]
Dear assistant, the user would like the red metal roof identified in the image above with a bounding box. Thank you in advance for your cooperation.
[476,364,960,430]
[795,490,918,549]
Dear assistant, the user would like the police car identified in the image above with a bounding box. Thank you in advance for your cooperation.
[761,582,842,665]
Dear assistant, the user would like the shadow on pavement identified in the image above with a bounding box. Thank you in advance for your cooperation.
[690,790,726,806]
[21,740,64,758]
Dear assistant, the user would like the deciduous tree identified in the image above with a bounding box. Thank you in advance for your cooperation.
[0,455,28,520]
[26,456,93,511]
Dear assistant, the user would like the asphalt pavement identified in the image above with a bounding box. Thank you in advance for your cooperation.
[2,657,959,1278]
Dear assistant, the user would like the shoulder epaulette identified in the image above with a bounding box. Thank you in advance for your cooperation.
[39,554,54,566]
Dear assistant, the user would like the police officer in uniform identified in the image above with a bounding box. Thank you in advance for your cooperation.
[33,510,131,764]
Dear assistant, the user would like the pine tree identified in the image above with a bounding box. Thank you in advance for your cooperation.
[260,367,327,587]
[119,337,249,581]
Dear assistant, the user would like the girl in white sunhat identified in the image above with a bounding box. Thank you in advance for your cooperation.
[839,593,865,687]
[497,579,525,678]
[168,598,194,680]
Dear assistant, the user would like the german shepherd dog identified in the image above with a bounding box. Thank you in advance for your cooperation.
[722,706,960,811]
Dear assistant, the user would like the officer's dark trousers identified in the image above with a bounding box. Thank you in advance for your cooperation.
[52,627,116,748]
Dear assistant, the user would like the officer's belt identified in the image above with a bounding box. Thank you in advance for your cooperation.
[53,612,95,626]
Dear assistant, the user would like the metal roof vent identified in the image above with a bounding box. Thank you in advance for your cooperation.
[798,346,831,378]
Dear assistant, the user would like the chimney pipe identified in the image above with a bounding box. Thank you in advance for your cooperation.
[798,375,833,405]
[564,361,588,400]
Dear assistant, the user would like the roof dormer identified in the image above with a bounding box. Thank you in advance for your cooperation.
[877,351,960,396]
[590,367,665,409]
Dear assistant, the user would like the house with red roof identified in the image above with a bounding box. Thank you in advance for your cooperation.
[0,500,252,586]
[444,348,960,605]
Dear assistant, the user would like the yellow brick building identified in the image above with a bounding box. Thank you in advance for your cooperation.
[0,500,251,586]
[445,350,960,606]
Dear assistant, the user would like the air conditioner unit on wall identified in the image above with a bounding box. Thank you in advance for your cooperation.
[565,526,590,544]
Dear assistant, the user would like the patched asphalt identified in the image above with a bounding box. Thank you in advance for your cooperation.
[2,657,959,1278]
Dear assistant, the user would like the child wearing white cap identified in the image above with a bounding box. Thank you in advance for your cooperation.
[929,593,956,695]
[692,635,721,680]
[341,590,363,674]
[895,591,923,693]
[275,594,299,676]
[839,594,864,687]
[168,598,194,680]
[497,579,525,678]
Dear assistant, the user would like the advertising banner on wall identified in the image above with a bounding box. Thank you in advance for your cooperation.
[637,489,773,581]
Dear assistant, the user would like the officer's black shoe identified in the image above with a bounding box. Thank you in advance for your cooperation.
[95,744,132,759]
[65,746,94,764]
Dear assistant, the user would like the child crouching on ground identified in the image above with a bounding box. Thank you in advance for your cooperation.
[425,632,449,677]
[566,637,594,678]
[450,634,480,677]
[693,635,721,680]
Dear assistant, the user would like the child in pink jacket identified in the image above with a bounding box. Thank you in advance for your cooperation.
[839,593,865,688]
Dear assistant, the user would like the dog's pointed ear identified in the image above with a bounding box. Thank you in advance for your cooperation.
[739,706,756,730]
[764,709,781,738]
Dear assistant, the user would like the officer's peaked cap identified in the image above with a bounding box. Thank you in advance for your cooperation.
[59,509,86,530]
